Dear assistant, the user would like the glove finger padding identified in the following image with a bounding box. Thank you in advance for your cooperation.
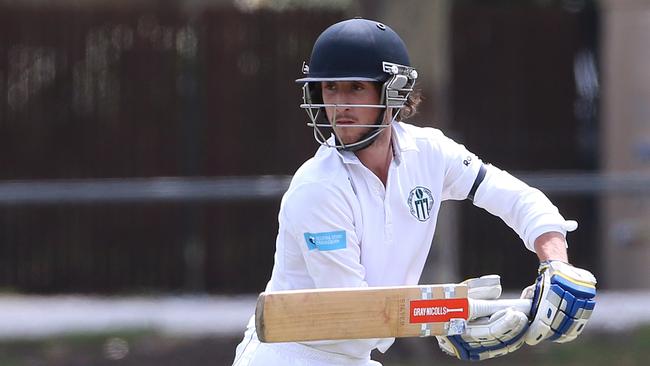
[522,261,597,345]
[437,308,529,361]
[464,274,502,300]
[436,274,528,361]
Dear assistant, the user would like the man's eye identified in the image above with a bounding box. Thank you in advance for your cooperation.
[324,83,336,91]
[353,84,364,91]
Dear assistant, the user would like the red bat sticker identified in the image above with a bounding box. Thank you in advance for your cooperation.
[409,298,469,323]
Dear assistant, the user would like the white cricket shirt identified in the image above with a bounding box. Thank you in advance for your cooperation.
[255,122,576,359]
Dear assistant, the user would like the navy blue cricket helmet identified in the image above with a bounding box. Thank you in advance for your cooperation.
[296,18,412,83]
[297,18,418,151]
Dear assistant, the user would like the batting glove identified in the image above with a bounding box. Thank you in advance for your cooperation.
[436,275,529,361]
[521,260,597,345]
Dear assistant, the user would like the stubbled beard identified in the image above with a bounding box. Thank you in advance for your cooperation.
[333,126,372,144]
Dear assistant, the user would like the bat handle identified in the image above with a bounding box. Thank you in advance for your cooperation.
[468,298,532,320]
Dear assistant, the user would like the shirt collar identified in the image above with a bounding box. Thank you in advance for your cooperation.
[336,149,361,165]
[391,122,419,153]
[328,122,420,165]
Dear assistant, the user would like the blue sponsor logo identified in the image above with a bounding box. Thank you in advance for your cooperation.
[303,230,347,251]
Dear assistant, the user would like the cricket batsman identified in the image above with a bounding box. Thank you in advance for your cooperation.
[233,18,596,365]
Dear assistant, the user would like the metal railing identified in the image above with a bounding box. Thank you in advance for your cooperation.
[0,176,293,205]
[0,172,647,205]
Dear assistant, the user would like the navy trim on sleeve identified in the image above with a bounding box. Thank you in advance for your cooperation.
[467,164,487,202]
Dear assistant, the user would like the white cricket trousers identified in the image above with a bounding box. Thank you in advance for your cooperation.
[232,316,382,366]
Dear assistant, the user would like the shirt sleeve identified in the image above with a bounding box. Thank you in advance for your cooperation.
[280,181,395,355]
[282,182,368,289]
[437,132,484,201]
[434,130,577,252]
[471,164,578,252]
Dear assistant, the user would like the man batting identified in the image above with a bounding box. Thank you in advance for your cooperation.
[233,18,596,365]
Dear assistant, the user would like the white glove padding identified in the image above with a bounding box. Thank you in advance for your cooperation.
[521,260,596,345]
[436,275,529,361]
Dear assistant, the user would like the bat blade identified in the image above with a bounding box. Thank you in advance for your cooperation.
[256,284,469,342]
[255,285,532,343]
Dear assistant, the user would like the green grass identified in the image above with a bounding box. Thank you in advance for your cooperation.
[0,327,648,365]
[536,327,650,366]
[378,327,650,366]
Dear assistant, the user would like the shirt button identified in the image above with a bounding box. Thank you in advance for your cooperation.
[385,226,393,243]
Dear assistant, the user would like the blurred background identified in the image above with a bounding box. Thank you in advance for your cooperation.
[0,0,649,364]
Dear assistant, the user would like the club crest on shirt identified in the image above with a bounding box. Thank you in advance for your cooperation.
[408,186,434,222]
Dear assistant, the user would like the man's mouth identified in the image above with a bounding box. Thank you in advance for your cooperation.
[334,119,356,125]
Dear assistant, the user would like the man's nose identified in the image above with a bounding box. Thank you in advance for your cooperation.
[332,92,351,110]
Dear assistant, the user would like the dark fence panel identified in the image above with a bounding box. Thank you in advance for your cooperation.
[0,4,342,294]
[0,6,327,180]
[0,7,183,179]
[451,2,600,288]
[200,9,321,176]
[0,204,186,293]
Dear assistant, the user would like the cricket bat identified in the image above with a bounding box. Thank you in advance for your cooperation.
[256,284,531,342]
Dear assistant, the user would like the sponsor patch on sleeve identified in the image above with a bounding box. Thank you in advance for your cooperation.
[303,230,347,251]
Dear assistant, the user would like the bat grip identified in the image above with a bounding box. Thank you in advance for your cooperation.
[468,298,532,320]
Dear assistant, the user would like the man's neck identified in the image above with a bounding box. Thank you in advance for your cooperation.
[355,127,393,186]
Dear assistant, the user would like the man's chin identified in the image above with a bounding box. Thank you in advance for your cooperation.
[335,129,370,144]
[337,136,364,147]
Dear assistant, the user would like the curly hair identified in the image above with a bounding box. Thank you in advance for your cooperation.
[398,89,422,120]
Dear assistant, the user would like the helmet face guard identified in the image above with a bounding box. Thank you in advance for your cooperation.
[300,62,418,151]
[296,19,418,151]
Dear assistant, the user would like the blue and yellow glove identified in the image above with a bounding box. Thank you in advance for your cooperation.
[522,260,597,344]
